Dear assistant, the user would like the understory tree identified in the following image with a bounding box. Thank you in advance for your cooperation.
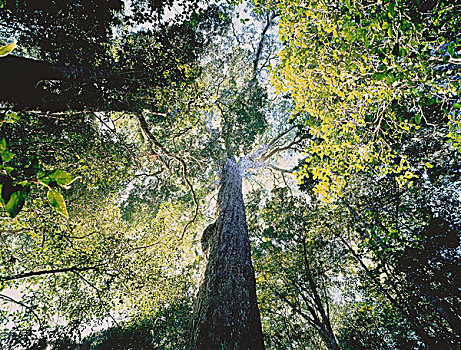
[247,129,460,349]
[256,0,461,348]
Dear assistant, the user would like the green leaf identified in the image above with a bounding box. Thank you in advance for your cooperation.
[372,72,386,81]
[0,41,17,57]
[0,166,13,174]
[0,138,6,152]
[453,103,461,109]
[415,114,421,124]
[0,176,13,205]
[388,2,395,18]
[1,150,14,162]
[4,111,20,123]
[3,185,29,218]
[388,27,393,38]
[47,189,68,217]
[363,33,369,50]
[48,170,80,189]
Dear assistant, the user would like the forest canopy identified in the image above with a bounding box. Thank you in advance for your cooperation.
[0,0,460,349]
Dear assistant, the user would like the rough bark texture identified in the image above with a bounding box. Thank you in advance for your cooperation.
[190,158,264,350]
[0,55,97,111]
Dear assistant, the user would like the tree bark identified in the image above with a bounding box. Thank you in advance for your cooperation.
[0,55,97,111]
[189,158,264,350]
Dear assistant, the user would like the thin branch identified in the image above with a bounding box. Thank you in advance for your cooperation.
[134,110,200,238]
[170,125,194,142]
[133,169,164,178]
[253,12,277,76]
[244,124,298,164]
[264,124,298,151]
[267,164,294,174]
[0,265,103,282]
[0,294,43,327]
[175,157,199,240]
[0,228,30,235]
[259,138,299,162]
[89,109,137,163]
[135,110,171,171]
[72,270,118,325]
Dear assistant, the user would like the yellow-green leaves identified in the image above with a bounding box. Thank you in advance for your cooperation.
[272,0,457,199]
[0,181,29,218]
[0,41,16,57]
[38,170,80,190]
[1,113,78,218]
[38,170,80,217]
[47,189,68,217]
[0,138,14,163]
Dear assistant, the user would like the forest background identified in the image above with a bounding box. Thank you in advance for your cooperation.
[0,0,460,349]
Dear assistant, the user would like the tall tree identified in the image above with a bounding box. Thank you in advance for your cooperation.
[189,158,264,349]
[1,2,295,349]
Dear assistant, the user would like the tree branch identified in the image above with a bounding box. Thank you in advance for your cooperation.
[258,138,298,162]
[253,12,277,76]
[0,294,43,327]
[267,164,293,173]
[0,228,30,235]
[134,110,200,238]
[0,265,103,282]
[175,157,200,240]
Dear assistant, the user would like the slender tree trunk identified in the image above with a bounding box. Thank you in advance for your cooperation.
[319,329,340,350]
[189,158,264,350]
[302,239,340,350]
[335,233,441,349]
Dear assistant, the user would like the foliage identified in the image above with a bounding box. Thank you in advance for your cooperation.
[0,2,225,112]
[0,0,122,65]
[248,187,346,349]
[0,2,224,344]
[335,133,461,347]
[248,124,461,348]
[1,1,460,348]
[272,0,461,198]
[0,106,199,347]
[0,40,16,57]
[75,299,191,350]
[0,111,81,218]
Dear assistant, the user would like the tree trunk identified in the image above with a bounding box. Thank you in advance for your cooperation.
[189,158,264,350]
[0,55,96,111]
[302,239,340,350]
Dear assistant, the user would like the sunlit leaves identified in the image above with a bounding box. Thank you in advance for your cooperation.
[272,0,461,199]
[46,190,68,217]
[0,41,16,57]
[38,170,80,190]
